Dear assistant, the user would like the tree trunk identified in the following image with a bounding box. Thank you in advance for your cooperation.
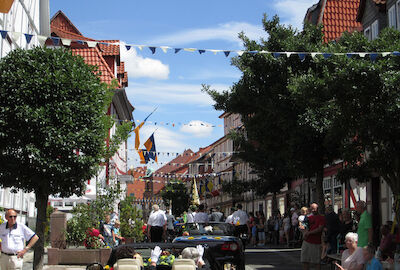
[315,167,325,214]
[33,191,49,270]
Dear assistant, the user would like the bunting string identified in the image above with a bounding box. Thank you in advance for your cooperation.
[1,29,400,60]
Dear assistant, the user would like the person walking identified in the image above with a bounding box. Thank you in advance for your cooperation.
[0,208,39,270]
[210,206,223,222]
[194,204,209,223]
[257,211,266,246]
[325,205,341,254]
[165,209,176,241]
[232,204,250,244]
[282,212,291,247]
[147,204,167,242]
[300,203,326,270]
[355,200,373,248]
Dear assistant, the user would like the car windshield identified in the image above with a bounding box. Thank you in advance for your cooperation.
[180,222,234,236]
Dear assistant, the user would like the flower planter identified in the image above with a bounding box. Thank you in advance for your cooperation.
[48,247,112,266]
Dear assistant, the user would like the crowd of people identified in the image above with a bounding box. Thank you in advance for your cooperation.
[85,201,399,270]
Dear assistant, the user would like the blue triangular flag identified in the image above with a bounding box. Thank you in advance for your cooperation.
[298,53,306,61]
[273,52,281,58]
[51,37,60,46]
[24,34,33,44]
[224,51,231,57]
[125,45,131,50]
[175,48,182,54]
[101,42,109,46]
[322,53,332,59]
[76,40,84,45]
[248,51,258,54]
[149,47,156,54]
[392,51,400,56]
[198,49,206,54]
[370,53,378,62]
[346,53,354,58]
[0,30,8,39]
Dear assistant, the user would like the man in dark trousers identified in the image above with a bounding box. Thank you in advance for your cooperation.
[325,205,341,254]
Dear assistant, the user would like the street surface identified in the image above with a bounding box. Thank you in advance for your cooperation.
[245,247,302,270]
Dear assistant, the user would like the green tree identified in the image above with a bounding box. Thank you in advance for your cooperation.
[293,28,400,226]
[119,195,144,242]
[204,16,342,211]
[0,47,131,269]
[161,181,189,216]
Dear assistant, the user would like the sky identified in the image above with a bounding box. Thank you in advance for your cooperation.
[49,0,317,170]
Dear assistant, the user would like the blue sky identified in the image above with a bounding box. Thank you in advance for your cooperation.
[50,0,317,169]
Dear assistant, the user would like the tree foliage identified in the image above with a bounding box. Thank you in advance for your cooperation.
[0,46,131,269]
[205,15,400,218]
[161,180,189,216]
[119,195,144,241]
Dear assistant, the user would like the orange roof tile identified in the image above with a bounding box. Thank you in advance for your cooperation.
[72,47,120,86]
[52,26,94,42]
[98,40,120,56]
[126,167,146,199]
[322,0,362,43]
[118,62,125,74]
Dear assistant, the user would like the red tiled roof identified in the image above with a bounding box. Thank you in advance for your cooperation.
[51,10,83,36]
[126,167,146,199]
[118,62,125,74]
[72,47,120,86]
[52,26,94,42]
[98,40,120,56]
[122,72,128,84]
[322,0,363,43]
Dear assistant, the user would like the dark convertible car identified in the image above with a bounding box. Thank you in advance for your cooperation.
[172,222,245,270]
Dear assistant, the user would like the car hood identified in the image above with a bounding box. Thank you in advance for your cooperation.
[173,235,237,242]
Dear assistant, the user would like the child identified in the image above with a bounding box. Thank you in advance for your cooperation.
[112,219,124,246]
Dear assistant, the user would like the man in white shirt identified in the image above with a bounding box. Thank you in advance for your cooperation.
[187,205,197,223]
[232,204,250,241]
[193,204,209,223]
[225,207,236,224]
[147,205,167,242]
[0,208,39,270]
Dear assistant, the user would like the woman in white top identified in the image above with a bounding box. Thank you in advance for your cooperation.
[335,232,365,270]
[282,212,291,246]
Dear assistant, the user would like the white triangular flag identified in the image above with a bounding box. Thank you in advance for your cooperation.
[61,38,71,46]
[87,41,97,48]
[37,35,48,47]
[311,53,318,58]
[10,32,21,42]
[381,52,391,57]
[160,46,169,53]
[285,52,292,58]
[209,50,220,55]
[359,53,366,58]
[184,48,196,52]
[236,51,244,56]
[137,45,144,50]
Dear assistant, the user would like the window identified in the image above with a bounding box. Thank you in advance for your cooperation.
[397,1,400,30]
[364,26,371,40]
[371,20,379,40]
[389,5,396,28]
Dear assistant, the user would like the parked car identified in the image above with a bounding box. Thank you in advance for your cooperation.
[173,222,245,270]
[105,242,220,270]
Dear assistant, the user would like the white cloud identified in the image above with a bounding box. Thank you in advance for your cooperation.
[120,44,170,80]
[180,120,213,138]
[125,82,229,107]
[272,0,317,31]
[148,21,265,47]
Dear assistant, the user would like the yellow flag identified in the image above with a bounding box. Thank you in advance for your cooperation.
[192,177,200,205]
[134,121,145,150]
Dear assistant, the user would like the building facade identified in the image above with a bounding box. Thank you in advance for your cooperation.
[0,0,48,226]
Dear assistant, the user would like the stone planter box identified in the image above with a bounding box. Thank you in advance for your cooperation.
[48,248,112,266]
